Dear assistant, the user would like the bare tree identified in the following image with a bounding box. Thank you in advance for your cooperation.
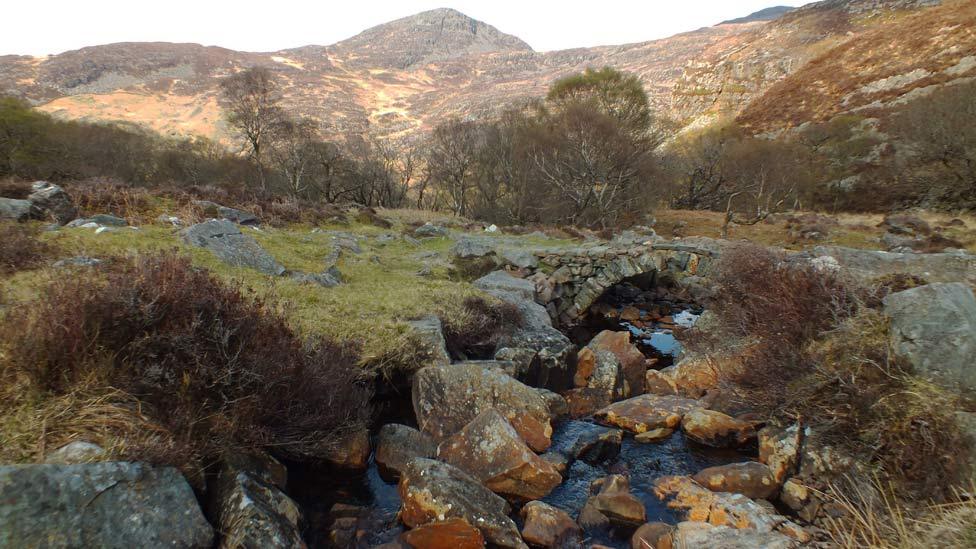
[427,119,481,217]
[220,67,286,190]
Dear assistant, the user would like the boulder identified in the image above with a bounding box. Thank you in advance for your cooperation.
[631,522,673,549]
[758,424,802,483]
[692,462,779,500]
[407,316,452,368]
[413,362,553,452]
[644,368,677,396]
[571,427,623,465]
[500,248,539,270]
[324,428,371,470]
[681,409,757,448]
[883,283,976,398]
[68,214,128,227]
[669,522,795,549]
[594,394,700,434]
[475,271,575,391]
[811,245,976,286]
[398,458,526,549]
[451,237,496,259]
[181,219,285,276]
[0,462,213,548]
[414,223,449,238]
[0,197,33,221]
[375,424,438,481]
[520,501,582,548]
[210,452,304,548]
[881,213,931,236]
[27,181,77,225]
[657,355,721,398]
[584,475,646,527]
[588,330,646,397]
[536,388,570,420]
[194,200,260,226]
[634,427,675,443]
[400,518,485,549]
[437,409,562,501]
[563,387,614,418]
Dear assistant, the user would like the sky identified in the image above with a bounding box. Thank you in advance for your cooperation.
[2,1,808,57]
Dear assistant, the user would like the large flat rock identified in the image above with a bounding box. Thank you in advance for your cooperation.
[594,394,701,433]
[181,219,285,276]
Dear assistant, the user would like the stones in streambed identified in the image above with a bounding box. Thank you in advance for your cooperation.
[0,462,213,548]
[883,282,976,399]
[581,475,647,528]
[759,423,802,484]
[631,522,673,549]
[692,462,780,500]
[412,362,553,452]
[594,394,700,434]
[571,427,623,464]
[400,518,485,548]
[584,330,647,398]
[375,424,438,482]
[669,521,796,549]
[520,501,582,547]
[437,409,562,501]
[406,316,452,368]
[182,219,286,276]
[323,428,371,470]
[654,476,809,543]
[475,271,575,392]
[680,409,757,448]
[193,200,260,226]
[398,458,527,549]
[209,452,304,548]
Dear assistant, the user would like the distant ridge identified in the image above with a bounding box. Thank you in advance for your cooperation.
[720,6,795,25]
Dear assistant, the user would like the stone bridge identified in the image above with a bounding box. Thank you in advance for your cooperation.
[514,238,724,327]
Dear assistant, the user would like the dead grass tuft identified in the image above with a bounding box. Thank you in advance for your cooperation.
[0,222,56,274]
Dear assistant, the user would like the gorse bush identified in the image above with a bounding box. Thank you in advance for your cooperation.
[0,252,372,464]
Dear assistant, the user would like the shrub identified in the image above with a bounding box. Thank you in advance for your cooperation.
[0,222,54,274]
[439,296,523,360]
[0,252,372,465]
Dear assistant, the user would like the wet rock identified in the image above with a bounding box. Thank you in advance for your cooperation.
[520,501,582,548]
[594,394,700,434]
[0,197,32,221]
[758,424,802,483]
[680,409,756,448]
[437,409,562,501]
[563,387,614,418]
[644,368,677,396]
[692,462,779,500]
[324,428,371,470]
[634,427,675,443]
[883,282,976,398]
[0,462,213,548]
[414,223,449,238]
[193,200,260,226]
[181,219,285,276]
[475,271,575,392]
[631,522,673,549]
[399,458,526,549]
[28,181,78,225]
[407,316,452,368]
[585,475,646,527]
[571,427,623,464]
[401,518,485,548]
[413,362,553,452]
[375,424,437,482]
[210,452,303,548]
[669,522,795,549]
[588,330,646,397]
[44,441,106,464]
[540,452,569,475]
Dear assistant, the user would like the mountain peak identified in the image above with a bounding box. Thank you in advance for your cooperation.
[331,8,532,68]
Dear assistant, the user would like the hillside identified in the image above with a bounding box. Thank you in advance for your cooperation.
[0,0,961,141]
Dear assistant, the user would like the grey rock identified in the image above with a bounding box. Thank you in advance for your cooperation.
[44,441,106,464]
[210,453,303,549]
[193,200,260,226]
[451,236,496,258]
[74,214,127,227]
[812,245,976,285]
[289,270,341,287]
[374,424,437,481]
[27,181,78,225]
[53,256,102,268]
[407,315,451,367]
[572,427,624,464]
[181,219,285,276]
[0,462,213,548]
[500,248,539,269]
[884,283,976,398]
[414,223,449,238]
[0,198,33,221]
[671,522,796,549]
